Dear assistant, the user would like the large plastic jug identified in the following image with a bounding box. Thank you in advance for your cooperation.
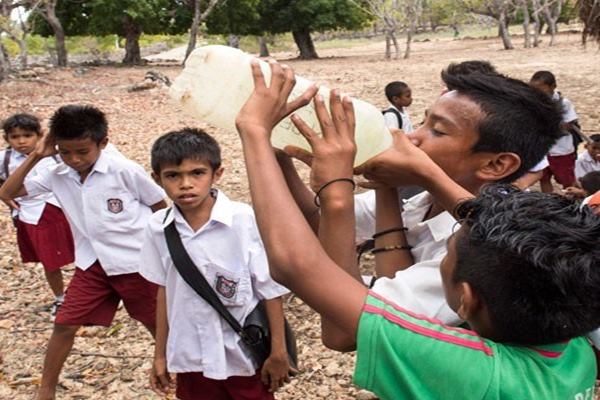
[169,45,391,166]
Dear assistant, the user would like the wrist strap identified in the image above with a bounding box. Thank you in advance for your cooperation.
[373,227,408,239]
[371,245,413,254]
[314,178,356,207]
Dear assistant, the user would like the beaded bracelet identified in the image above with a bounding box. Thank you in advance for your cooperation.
[372,227,408,239]
[314,178,356,207]
[371,245,413,255]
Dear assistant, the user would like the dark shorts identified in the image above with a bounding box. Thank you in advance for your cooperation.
[543,153,576,188]
[16,203,74,272]
[176,371,274,400]
[55,261,157,327]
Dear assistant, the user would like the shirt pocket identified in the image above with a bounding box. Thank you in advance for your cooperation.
[204,263,251,307]
[100,191,139,225]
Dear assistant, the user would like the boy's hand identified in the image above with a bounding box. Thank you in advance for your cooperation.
[355,129,438,189]
[150,357,174,396]
[33,132,58,159]
[260,352,295,392]
[563,186,586,199]
[288,90,356,192]
[235,60,318,140]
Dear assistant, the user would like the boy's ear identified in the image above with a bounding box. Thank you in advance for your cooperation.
[212,166,224,183]
[456,282,479,321]
[99,137,109,149]
[475,152,521,182]
[151,172,162,186]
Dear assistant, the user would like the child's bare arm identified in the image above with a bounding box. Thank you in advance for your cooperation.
[150,286,173,396]
[261,297,292,392]
[236,61,367,346]
[274,149,320,232]
[0,133,57,203]
[374,187,414,278]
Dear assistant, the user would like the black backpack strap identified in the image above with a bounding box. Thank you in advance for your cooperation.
[382,108,403,129]
[2,148,12,180]
[163,214,246,337]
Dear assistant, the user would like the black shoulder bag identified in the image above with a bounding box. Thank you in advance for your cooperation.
[382,107,403,130]
[163,211,298,370]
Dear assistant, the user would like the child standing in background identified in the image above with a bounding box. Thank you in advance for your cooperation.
[0,113,74,319]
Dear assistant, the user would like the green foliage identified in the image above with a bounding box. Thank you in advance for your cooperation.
[206,0,263,36]
[258,0,370,34]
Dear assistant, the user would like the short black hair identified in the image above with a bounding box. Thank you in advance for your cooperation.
[530,70,557,87]
[384,81,409,103]
[441,72,563,182]
[443,60,499,77]
[589,134,600,143]
[49,105,108,144]
[454,185,600,345]
[2,113,41,137]
[580,171,600,195]
[151,128,221,174]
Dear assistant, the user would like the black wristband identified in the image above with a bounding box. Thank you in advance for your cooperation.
[372,227,408,239]
[371,245,412,254]
[314,178,356,207]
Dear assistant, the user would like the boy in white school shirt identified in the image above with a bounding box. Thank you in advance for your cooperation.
[1,113,74,318]
[141,128,291,400]
[0,105,167,400]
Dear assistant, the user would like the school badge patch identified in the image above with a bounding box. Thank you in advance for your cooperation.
[215,274,238,299]
[107,198,123,214]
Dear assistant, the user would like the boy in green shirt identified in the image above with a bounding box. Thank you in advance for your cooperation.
[234,60,599,399]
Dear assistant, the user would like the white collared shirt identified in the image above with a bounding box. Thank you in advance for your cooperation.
[383,105,414,133]
[355,190,460,325]
[548,93,578,156]
[575,151,600,180]
[24,150,165,274]
[139,191,289,379]
[0,148,61,224]
[529,156,549,172]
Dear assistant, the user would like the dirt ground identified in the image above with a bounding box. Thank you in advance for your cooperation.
[0,33,599,399]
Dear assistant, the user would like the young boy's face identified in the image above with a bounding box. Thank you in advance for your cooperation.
[5,127,40,155]
[529,80,554,97]
[586,142,600,162]
[155,158,223,213]
[408,91,488,189]
[56,137,107,175]
[392,88,413,108]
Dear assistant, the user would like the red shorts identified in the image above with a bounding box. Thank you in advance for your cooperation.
[55,261,157,327]
[543,153,576,188]
[16,203,74,272]
[176,371,274,400]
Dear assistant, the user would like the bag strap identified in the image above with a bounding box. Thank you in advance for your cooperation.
[163,209,248,339]
[383,108,403,130]
[3,148,12,180]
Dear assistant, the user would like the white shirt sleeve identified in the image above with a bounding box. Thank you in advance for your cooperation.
[354,191,377,243]
[247,224,289,300]
[561,98,578,123]
[383,111,400,130]
[371,259,462,325]
[139,221,167,286]
[23,163,53,197]
[575,158,587,180]
[529,157,549,172]
[0,150,6,181]
[127,164,166,207]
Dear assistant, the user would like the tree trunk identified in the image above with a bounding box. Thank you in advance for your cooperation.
[258,36,270,57]
[0,41,8,82]
[122,16,142,65]
[404,26,413,59]
[391,32,399,59]
[16,37,27,68]
[385,31,391,59]
[498,10,514,49]
[43,0,68,67]
[541,1,557,46]
[532,0,541,46]
[184,0,202,64]
[292,29,318,59]
[521,0,531,48]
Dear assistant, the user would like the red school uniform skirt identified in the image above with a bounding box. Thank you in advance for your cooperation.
[16,203,75,272]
